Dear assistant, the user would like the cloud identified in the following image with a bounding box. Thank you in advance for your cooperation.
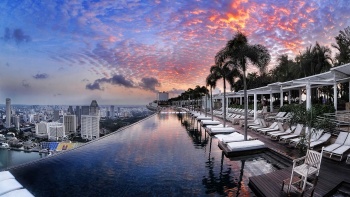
[86,74,135,91]
[86,82,103,91]
[139,77,161,92]
[2,28,31,44]
[21,80,30,88]
[33,73,49,79]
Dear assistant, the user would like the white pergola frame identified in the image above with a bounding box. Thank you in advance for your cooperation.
[209,63,350,120]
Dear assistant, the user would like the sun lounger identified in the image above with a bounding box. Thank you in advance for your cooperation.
[1,188,34,197]
[0,171,14,182]
[323,132,349,156]
[310,133,331,149]
[259,122,283,135]
[266,112,286,121]
[226,140,265,151]
[200,120,221,126]
[256,122,278,133]
[327,133,350,161]
[242,118,260,127]
[196,116,212,121]
[279,124,303,142]
[0,179,23,196]
[269,126,296,140]
[289,127,313,146]
[249,119,267,130]
[208,127,235,135]
[215,132,253,143]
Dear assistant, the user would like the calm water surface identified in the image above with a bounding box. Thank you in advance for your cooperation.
[9,110,289,196]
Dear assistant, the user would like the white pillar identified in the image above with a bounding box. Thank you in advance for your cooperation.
[348,81,350,102]
[280,87,283,107]
[270,92,273,113]
[288,90,291,104]
[254,93,257,120]
[334,82,337,111]
[226,97,229,110]
[239,96,242,105]
[299,88,302,104]
[221,97,224,114]
[306,82,311,110]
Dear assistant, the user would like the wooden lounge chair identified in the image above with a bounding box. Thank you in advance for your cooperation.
[323,132,349,157]
[279,124,303,143]
[287,147,324,195]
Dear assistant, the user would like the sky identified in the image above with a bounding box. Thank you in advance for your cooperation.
[1,0,350,105]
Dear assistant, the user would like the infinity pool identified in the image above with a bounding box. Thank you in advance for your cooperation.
[8,110,290,196]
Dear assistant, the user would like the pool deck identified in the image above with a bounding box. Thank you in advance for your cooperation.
[199,112,350,196]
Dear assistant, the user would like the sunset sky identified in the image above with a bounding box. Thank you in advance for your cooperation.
[1,0,350,105]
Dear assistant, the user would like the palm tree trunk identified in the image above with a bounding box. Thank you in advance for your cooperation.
[211,87,214,121]
[223,77,227,127]
[243,69,248,141]
[205,94,208,117]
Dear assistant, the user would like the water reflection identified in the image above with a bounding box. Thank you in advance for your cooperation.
[8,110,288,197]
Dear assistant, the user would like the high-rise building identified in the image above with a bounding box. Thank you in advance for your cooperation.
[6,98,11,128]
[63,115,77,134]
[67,106,74,115]
[110,105,115,118]
[53,110,60,121]
[75,106,81,126]
[81,106,90,115]
[14,115,20,130]
[81,115,100,140]
[89,100,99,116]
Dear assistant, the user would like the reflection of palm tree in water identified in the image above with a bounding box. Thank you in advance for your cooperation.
[202,137,236,195]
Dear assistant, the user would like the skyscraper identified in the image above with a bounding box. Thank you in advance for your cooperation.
[63,115,77,134]
[67,106,74,115]
[53,110,60,121]
[89,100,99,116]
[81,115,100,140]
[6,98,11,128]
[110,105,114,118]
[75,106,81,127]
[81,106,90,115]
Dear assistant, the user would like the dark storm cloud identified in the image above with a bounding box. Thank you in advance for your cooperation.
[33,73,49,79]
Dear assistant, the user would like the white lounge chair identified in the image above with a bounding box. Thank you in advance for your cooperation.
[242,118,260,128]
[289,127,317,147]
[200,120,221,126]
[323,132,348,156]
[279,124,303,142]
[208,127,235,135]
[226,140,265,151]
[1,189,34,197]
[328,133,350,161]
[266,112,286,121]
[256,122,278,134]
[249,119,267,130]
[215,132,252,143]
[310,133,331,149]
[269,126,296,140]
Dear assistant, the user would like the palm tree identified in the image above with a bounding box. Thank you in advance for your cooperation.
[209,63,236,127]
[206,68,218,121]
[217,32,270,140]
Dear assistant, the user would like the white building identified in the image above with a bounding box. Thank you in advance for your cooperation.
[81,115,100,140]
[35,122,65,140]
[63,115,77,134]
[157,92,169,101]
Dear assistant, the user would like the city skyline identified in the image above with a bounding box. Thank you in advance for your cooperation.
[1,0,350,105]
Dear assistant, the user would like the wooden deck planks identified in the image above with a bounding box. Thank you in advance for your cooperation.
[249,158,350,196]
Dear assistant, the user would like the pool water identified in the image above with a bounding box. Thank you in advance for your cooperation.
[9,110,291,196]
